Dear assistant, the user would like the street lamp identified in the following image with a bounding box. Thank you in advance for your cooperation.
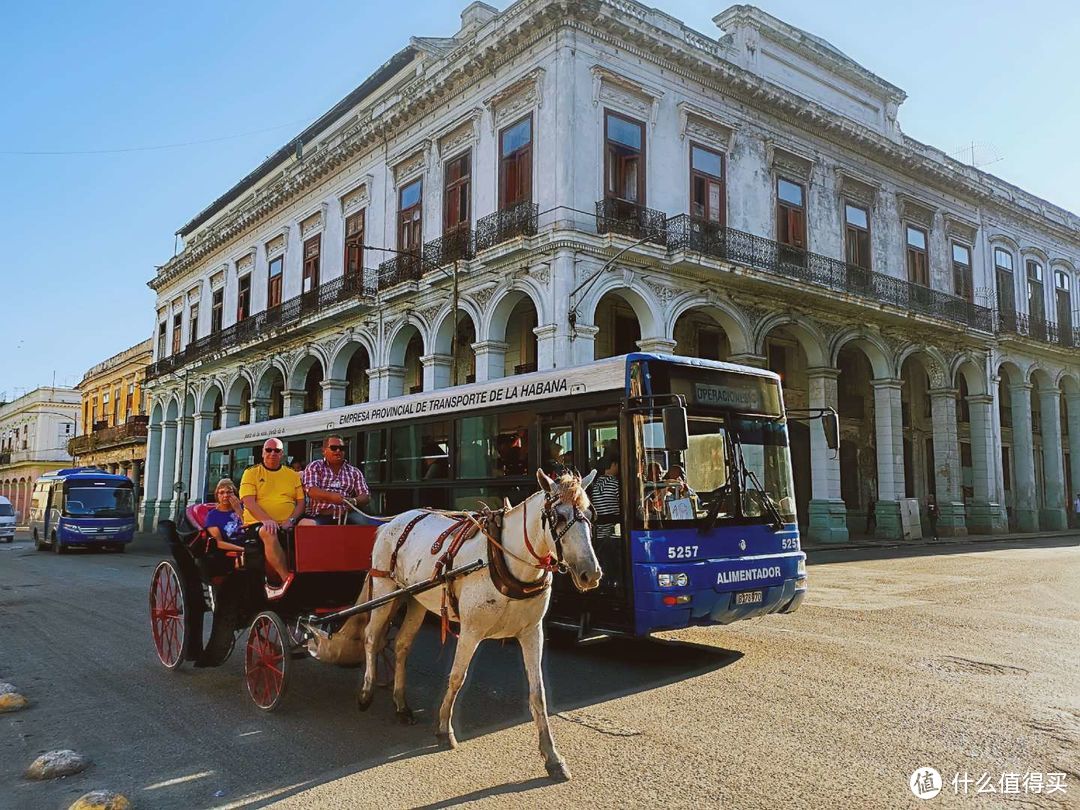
[361,244,463,387]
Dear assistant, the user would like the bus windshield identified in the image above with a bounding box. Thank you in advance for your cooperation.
[631,411,796,527]
[0,504,13,517]
[64,485,135,518]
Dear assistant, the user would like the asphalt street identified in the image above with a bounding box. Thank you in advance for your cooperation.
[1,531,1077,809]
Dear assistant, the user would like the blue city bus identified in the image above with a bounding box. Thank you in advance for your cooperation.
[203,354,809,637]
[29,468,137,553]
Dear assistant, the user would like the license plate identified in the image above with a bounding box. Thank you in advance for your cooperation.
[735,590,763,606]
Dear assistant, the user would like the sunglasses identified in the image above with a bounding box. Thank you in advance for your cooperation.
[263,448,283,454]
[326,445,346,451]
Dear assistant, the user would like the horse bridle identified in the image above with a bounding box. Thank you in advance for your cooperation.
[536,494,594,574]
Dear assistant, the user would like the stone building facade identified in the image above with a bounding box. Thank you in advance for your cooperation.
[68,339,152,496]
[0,387,80,522]
[141,1,1080,538]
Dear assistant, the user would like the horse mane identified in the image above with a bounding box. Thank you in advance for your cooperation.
[551,473,589,509]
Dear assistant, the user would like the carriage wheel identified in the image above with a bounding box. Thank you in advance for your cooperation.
[245,611,291,711]
[149,560,187,670]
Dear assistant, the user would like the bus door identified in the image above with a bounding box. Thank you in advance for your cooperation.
[45,484,62,538]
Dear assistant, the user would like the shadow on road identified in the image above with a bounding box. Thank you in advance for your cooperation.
[807,534,1079,565]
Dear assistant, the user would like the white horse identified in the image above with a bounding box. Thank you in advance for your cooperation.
[356,469,601,780]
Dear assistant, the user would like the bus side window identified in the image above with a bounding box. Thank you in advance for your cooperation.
[543,425,574,473]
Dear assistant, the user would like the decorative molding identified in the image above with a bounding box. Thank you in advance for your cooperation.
[837,169,878,207]
[299,203,328,240]
[340,177,372,216]
[591,65,663,125]
[418,303,442,326]
[485,67,545,132]
[768,142,814,181]
[643,277,677,307]
[392,144,429,185]
[944,214,978,244]
[265,230,287,258]
[236,251,255,273]
[678,102,735,151]
[470,284,498,311]
[436,110,482,159]
[209,266,227,290]
[897,194,936,229]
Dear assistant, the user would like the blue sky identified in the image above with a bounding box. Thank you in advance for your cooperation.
[2,0,1077,400]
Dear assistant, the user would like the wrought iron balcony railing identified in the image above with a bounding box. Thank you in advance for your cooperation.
[68,416,149,455]
[998,311,1079,348]
[666,215,994,332]
[377,253,424,289]
[475,202,539,252]
[146,270,375,380]
[378,228,478,291]
[596,198,668,245]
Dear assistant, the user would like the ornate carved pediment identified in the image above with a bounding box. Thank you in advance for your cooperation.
[769,142,814,181]
[678,102,735,151]
[265,227,289,258]
[340,177,372,216]
[897,194,936,229]
[643,277,677,307]
[591,65,662,125]
[838,170,878,207]
[486,68,544,132]
[944,214,978,244]
[470,284,498,311]
[236,250,255,273]
[300,204,328,240]
[185,284,200,303]
[210,266,226,290]
[437,110,481,159]
[391,144,430,185]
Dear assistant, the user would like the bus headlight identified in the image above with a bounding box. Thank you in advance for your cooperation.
[797,559,806,576]
[658,573,689,588]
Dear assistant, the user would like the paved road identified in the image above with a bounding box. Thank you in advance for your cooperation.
[1,532,1077,809]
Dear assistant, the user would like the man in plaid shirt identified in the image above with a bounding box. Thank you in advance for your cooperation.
[302,435,371,525]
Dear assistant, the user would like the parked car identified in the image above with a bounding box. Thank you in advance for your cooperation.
[0,495,16,542]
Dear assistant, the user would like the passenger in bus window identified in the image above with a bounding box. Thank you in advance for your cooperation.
[589,452,621,589]
[239,438,307,583]
[290,457,305,473]
[303,435,371,525]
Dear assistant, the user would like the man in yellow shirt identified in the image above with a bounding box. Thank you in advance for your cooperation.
[239,438,307,582]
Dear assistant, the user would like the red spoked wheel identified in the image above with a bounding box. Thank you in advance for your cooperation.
[245,611,291,711]
[150,560,187,670]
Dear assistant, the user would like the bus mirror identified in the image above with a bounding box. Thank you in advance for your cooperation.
[662,405,689,451]
[822,409,839,452]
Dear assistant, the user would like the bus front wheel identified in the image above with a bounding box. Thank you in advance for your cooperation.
[52,533,66,555]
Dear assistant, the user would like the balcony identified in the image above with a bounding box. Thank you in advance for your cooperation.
[475,202,538,252]
[69,416,149,456]
[595,198,668,246]
[146,271,375,380]
[666,215,994,332]
[998,312,1080,348]
[378,228,478,292]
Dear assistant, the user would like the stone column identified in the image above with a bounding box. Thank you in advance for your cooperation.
[282,388,306,417]
[966,394,1007,533]
[871,379,911,539]
[175,415,194,514]
[1037,387,1068,529]
[219,405,241,429]
[189,411,215,504]
[321,379,348,410]
[369,365,405,399]
[637,337,678,354]
[250,397,271,424]
[421,354,453,391]
[806,368,848,543]
[567,324,597,367]
[156,419,178,526]
[472,340,509,382]
[1068,393,1080,528]
[929,388,966,536]
[1009,382,1039,531]
[142,422,161,531]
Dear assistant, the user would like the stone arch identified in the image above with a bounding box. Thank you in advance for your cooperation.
[894,345,949,387]
[287,347,330,391]
[951,353,988,397]
[164,396,180,422]
[578,274,663,340]
[150,401,164,426]
[328,334,377,381]
[224,372,253,409]
[1020,246,1050,266]
[385,316,428,367]
[668,296,753,358]
[199,381,224,414]
[385,319,425,396]
[1029,366,1056,391]
[431,304,480,386]
[1057,371,1080,395]
[830,330,894,379]
[483,284,546,344]
[996,358,1028,387]
[431,301,483,355]
[753,313,828,368]
[254,364,285,400]
[253,364,286,420]
[987,234,1020,254]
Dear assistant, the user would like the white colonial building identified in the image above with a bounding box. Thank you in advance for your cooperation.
[142,1,1080,540]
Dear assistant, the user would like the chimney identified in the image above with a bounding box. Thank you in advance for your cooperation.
[459,2,498,37]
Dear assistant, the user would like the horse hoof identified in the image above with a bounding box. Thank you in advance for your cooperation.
[356,691,374,712]
[396,708,416,725]
[435,731,457,750]
[546,760,572,782]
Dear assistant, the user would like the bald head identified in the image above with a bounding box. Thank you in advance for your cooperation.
[262,438,284,469]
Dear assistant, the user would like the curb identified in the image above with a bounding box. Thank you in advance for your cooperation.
[804,529,1079,555]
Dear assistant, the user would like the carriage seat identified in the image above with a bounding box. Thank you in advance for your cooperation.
[186,503,216,532]
[289,524,378,573]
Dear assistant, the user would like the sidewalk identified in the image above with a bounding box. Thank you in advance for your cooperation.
[802,527,1079,554]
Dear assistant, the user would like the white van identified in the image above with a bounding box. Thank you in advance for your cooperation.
[0,495,15,542]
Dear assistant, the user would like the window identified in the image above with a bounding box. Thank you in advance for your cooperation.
[344,211,365,278]
[398,178,423,255]
[210,288,223,333]
[237,274,251,321]
[113,388,120,424]
[126,383,134,415]
[605,111,645,204]
[952,242,973,302]
[302,236,320,293]
[1027,260,1045,323]
[443,151,471,234]
[776,178,806,250]
[267,256,284,308]
[157,320,166,359]
[995,248,1016,314]
[171,312,182,354]
[1055,270,1072,330]
[690,144,724,225]
[905,225,929,286]
[188,303,199,344]
[498,115,533,209]
[844,203,871,270]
